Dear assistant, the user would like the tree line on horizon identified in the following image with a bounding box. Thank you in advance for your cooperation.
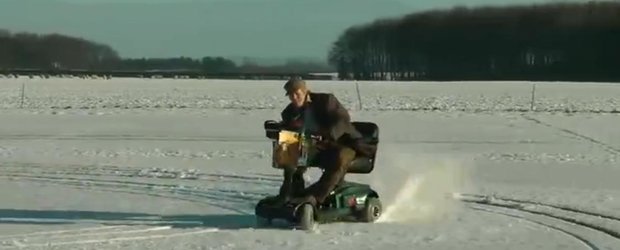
[327,1,620,82]
[0,29,333,74]
[4,1,620,81]
[0,30,119,70]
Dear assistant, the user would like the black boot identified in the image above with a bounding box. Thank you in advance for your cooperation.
[291,166,307,196]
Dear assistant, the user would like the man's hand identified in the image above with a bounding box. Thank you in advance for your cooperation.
[315,128,332,141]
[314,136,334,150]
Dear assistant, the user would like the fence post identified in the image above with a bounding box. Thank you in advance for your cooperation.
[20,81,25,109]
[530,83,536,111]
[355,81,363,111]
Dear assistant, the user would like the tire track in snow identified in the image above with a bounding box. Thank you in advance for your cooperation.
[521,114,620,155]
[469,205,598,250]
[0,225,130,240]
[0,225,211,249]
[0,173,270,215]
[0,175,249,218]
[458,193,620,249]
[0,163,280,227]
[1,227,219,249]
[6,226,172,241]
[0,163,275,248]
[459,193,620,239]
[0,163,282,185]
[462,193,620,222]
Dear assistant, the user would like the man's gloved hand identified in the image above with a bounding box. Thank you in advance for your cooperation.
[314,136,335,150]
[315,128,332,141]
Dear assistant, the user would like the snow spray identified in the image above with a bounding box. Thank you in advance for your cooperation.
[357,145,475,224]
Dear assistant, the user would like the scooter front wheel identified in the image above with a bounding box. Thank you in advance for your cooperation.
[297,203,316,231]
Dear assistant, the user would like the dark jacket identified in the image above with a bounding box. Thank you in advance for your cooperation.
[280,92,375,157]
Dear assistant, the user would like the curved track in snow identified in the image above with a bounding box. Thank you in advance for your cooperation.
[458,193,620,250]
[0,225,219,249]
[0,163,278,215]
[0,163,280,248]
[4,163,619,249]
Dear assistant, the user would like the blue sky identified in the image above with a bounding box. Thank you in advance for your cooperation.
[0,0,565,63]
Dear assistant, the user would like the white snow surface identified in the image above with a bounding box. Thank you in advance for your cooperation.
[1,77,620,249]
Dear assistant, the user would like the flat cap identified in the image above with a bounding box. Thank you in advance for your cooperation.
[283,76,306,95]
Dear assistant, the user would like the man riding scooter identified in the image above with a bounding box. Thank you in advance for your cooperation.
[272,76,376,206]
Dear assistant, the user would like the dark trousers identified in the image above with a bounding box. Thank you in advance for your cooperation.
[279,145,356,204]
[279,166,307,199]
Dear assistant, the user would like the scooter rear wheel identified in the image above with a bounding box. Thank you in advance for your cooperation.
[360,197,382,222]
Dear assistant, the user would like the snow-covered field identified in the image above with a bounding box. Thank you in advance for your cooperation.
[1,77,619,249]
